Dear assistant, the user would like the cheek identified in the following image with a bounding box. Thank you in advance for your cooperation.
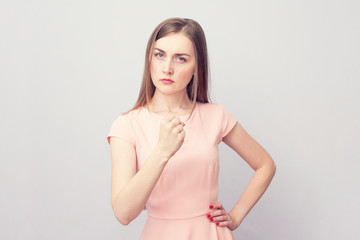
[150,62,155,75]
[149,63,156,85]
[177,66,195,82]
[149,58,159,76]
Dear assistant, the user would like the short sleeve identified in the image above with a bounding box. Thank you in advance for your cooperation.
[107,114,136,147]
[219,104,237,139]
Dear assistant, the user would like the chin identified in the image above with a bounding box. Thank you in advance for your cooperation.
[156,87,183,96]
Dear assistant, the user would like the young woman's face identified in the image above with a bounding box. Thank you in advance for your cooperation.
[150,33,196,97]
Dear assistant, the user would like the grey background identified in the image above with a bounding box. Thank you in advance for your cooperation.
[1,0,359,239]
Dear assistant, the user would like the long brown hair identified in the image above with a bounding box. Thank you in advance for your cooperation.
[129,17,210,113]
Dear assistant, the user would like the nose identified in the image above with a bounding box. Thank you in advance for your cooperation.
[162,59,173,75]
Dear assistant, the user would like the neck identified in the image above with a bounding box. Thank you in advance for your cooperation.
[149,89,192,113]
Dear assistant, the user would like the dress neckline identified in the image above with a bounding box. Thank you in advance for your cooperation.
[143,102,198,123]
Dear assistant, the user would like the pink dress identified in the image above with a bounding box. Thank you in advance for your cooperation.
[107,102,237,240]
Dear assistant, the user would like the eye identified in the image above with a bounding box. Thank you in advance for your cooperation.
[177,57,186,62]
[155,52,164,58]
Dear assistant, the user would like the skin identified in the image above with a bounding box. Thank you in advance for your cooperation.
[109,32,276,230]
[207,122,276,230]
[149,32,196,115]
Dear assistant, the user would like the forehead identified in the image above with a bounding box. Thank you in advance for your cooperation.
[154,33,195,54]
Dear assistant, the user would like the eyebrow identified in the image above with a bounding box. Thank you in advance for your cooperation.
[154,48,191,57]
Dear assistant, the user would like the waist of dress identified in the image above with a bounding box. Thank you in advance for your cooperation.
[147,208,210,220]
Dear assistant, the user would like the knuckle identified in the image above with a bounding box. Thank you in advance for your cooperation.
[172,118,180,124]
[170,114,176,120]
[165,114,175,122]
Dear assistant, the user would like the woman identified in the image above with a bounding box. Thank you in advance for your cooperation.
[107,17,276,239]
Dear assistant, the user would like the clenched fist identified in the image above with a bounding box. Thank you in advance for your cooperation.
[156,114,185,161]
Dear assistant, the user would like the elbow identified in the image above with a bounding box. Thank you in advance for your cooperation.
[112,207,133,225]
[111,200,133,226]
[269,160,276,178]
[114,214,132,226]
[259,159,276,179]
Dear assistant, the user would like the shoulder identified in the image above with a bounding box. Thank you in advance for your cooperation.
[196,102,236,124]
[196,102,223,110]
[113,107,144,123]
[196,102,237,142]
[107,108,145,145]
[197,102,237,120]
[196,102,229,115]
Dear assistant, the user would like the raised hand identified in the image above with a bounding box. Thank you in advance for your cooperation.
[156,114,185,161]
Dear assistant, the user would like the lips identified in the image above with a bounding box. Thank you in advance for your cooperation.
[160,79,174,84]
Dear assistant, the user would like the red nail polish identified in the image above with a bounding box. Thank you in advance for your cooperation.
[216,223,219,226]
[210,218,213,222]
[210,205,214,209]
[207,214,211,218]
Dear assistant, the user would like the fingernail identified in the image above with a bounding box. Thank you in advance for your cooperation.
[216,223,219,226]
[180,122,185,126]
[209,205,214,209]
[207,214,211,218]
[210,218,213,222]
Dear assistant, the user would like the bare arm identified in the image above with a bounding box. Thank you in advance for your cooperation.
[109,114,185,225]
[223,122,276,228]
[110,137,168,225]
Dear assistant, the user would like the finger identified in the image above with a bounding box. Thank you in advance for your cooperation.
[164,113,176,122]
[170,117,181,126]
[210,212,229,222]
[179,130,185,139]
[174,124,184,133]
[214,219,232,227]
[209,209,226,218]
[209,213,231,226]
[210,202,223,210]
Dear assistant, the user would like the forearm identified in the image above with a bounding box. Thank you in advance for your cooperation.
[230,161,276,226]
[112,147,168,225]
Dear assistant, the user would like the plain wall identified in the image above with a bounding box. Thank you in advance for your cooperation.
[1,0,359,239]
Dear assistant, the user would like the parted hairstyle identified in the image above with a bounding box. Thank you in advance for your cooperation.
[130,17,210,112]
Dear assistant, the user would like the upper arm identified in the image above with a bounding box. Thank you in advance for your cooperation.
[109,136,136,203]
[222,122,275,170]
